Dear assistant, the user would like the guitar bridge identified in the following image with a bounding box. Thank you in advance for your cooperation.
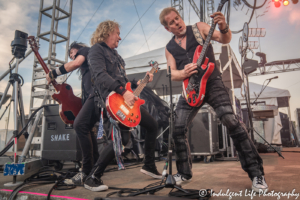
[116,110,126,121]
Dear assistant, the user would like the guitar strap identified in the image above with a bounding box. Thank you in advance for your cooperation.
[192,23,204,46]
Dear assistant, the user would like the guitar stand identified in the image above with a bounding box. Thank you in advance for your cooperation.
[128,67,211,199]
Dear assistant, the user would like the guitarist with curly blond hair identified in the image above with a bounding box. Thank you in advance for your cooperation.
[82,20,162,192]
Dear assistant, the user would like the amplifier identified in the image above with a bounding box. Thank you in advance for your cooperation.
[295,108,300,140]
[187,104,219,155]
[42,105,82,161]
[280,112,291,147]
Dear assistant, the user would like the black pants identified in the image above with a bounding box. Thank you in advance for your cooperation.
[74,95,99,175]
[174,76,264,180]
[89,107,158,178]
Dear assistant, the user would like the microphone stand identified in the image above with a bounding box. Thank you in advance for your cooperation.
[250,78,284,158]
[252,79,272,105]
[129,67,208,197]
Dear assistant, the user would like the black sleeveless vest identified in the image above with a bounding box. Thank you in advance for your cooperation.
[166,25,220,80]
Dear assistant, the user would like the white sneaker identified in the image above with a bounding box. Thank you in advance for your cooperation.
[252,175,268,193]
[173,173,191,186]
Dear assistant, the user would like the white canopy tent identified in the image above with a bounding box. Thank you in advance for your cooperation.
[234,82,291,144]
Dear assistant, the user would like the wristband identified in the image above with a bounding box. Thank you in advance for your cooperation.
[59,64,68,74]
[52,69,58,78]
[115,85,127,95]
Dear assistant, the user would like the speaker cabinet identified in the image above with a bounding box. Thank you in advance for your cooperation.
[279,112,291,147]
[42,105,82,161]
[187,105,219,155]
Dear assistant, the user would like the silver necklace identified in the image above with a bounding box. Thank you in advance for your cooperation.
[176,35,186,46]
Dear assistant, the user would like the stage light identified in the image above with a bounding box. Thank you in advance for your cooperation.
[256,52,267,66]
[292,0,298,4]
[283,0,289,5]
[11,30,28,58]
[274,1,281,7]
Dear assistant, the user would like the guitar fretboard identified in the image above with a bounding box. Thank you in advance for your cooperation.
[28,36,59,91]
[133,66,156,97]
[196,1,226,68]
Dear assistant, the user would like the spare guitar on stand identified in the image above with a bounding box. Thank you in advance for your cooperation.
[28,36,82,125]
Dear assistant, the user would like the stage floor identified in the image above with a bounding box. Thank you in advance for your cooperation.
[1,148,300,200]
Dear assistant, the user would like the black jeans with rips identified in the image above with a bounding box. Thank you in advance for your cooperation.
[88,107,158,178]
[173,76,264,180]
[73,95,100,175]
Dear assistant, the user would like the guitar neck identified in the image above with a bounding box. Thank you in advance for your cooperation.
[133,67,156,97]
[32,46,59,90]
[196,1,226,67]
[196,23,216,67]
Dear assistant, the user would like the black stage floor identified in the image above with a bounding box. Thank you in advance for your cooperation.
[1,148,300,200]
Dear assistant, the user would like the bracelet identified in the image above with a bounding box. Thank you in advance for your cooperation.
[220,24,229,34]
[48,71,56,81]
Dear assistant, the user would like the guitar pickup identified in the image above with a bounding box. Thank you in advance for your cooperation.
[192,94,196,104]
[116,110,126,121]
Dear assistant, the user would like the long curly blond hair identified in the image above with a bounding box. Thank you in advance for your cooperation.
[90,20,120,45]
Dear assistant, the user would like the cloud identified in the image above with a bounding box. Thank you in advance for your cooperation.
[0,1,39,74]
[289,10,300,27]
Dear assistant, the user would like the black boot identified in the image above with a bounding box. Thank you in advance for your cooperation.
[140,164,162,179]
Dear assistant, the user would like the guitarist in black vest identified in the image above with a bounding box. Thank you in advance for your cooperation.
[160,7,268,192]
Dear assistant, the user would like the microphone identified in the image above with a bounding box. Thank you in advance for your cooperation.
[267,76,278,80]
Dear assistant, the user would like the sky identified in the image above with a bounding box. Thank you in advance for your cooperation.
[0,0,299,130]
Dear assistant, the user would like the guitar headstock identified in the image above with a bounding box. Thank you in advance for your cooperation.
[148,60,159,73]
[220,0,229,5]
[216,0,229,13]
[27,36,39,52]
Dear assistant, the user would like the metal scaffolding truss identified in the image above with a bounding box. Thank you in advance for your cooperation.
[29,0,73,113]
[171,0,184,20]
[26,0,73,158]
[187,0,206,22]
[206,0,215,25]
[249,58,300,76]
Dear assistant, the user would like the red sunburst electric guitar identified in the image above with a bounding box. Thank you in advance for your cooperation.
[28,36,82,124]
[106,61,159,128]
[182,0,228,107]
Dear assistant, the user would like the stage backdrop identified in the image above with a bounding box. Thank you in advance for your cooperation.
[234,82,291,145]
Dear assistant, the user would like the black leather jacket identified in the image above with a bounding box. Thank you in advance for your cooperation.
[88,42,129,100]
